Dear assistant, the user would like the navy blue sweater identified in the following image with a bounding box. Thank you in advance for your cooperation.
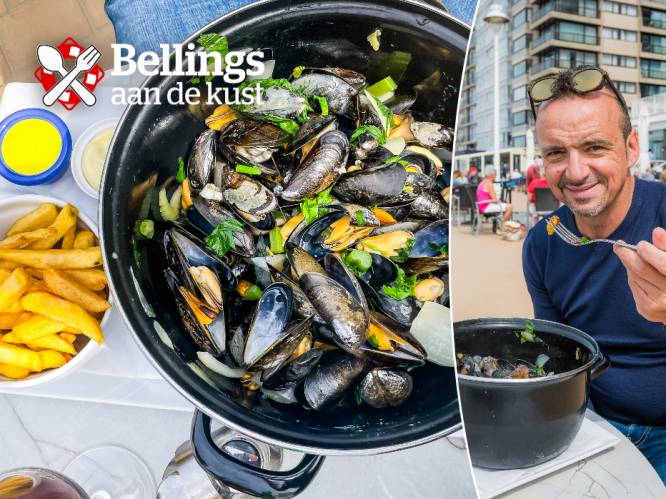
[523,179,666,426]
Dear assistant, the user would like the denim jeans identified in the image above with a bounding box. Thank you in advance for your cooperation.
[607,418,666,484]
[105,0,475,55]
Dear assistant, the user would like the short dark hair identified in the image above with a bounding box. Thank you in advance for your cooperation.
[541,69,632,140]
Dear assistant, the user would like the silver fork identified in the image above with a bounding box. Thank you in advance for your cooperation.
[547,216,638,251]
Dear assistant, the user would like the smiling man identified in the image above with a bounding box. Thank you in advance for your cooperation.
[522,66,666,482]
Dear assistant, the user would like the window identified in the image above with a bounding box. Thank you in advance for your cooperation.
[602,1,638,16]
[513,60,530,77]
[513,85,527,101]
[643,8,666,30]
[641,83,666,97]
[558,21,597,44]
[512,8,530,29]
[512,34,529,52]
[615,81,636,93]
[603,27,637,42]
[643,34,666,55]
[641,59,666,80]
[513,136,527,147]
[512,111,528,126]
[603,54,637,68]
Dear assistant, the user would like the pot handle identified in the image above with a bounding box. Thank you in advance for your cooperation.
[191,410,324,498]
[590,352,610,380]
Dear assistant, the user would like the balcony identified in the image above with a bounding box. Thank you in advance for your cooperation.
[533,2,599,22]
[643,16,666,30]
[643,42,666,55]
[533,29,598,47]
[641,66,666,80]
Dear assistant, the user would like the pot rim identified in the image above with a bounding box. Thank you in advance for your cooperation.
[100,0,466,455]
[454,317,602,386]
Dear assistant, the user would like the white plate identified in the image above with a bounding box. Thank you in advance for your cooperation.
[71,118,118,199]
[0,194,110,388]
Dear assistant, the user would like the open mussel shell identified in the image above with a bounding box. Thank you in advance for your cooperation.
[165,268,225,357]
[370,220,425,236]
[332,164,407,205]
[188,196,256,257]
[286,243,326,279]
[323,253,369,315]
[221,168,279,218]
[254,318,313,381]
[359,368,413,408]
[164,227,237,292]
[269,261,322,321]
[287,208,346,260]
[286,114,337,154]
[291,70,361,116]
[409,191,448,221]
[401,147,442,178]
[410,121,454,149]
[221,119,289,148]
[243,86,307,120]
[359,278,419,327]
[187,129,217,191]
[359,253,398,288]
[281,130,350,202]
[302,350,366,411]
[299,271,369,353]
[360,311,426,367]
[262,347,324,391]
[410,220,448,258]
[243,283,293,367]
[385,91,418,115]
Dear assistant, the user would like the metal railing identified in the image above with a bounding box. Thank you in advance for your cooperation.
[533,2,599,22]
[533,29,598,46]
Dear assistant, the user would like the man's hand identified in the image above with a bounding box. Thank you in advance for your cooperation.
[614,227,666,324]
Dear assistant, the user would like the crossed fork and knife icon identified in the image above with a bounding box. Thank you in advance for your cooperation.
[37,44,101,107]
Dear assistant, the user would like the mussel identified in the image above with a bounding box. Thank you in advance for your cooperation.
[359,369,413,408]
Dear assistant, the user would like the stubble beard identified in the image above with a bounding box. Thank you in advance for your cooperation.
[559,173,614,218]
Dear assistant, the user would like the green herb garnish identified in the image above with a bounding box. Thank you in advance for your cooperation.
[191,33,229,83]
[313,95,329,116]
[341,249,373,277]
[384,155,409,166]
[580,236,592,244]
[299,188,333,224]
[383,267,416,300]
[176,157,186,183]
[515,319,543,344]
[391,238,415,264]
[205,219,245,258]
[350,124,386,144]
[429,243,448,257]
[269,226,285,254]
[261,114,300,136]
[354,210,365,226]
[235,164,262,175]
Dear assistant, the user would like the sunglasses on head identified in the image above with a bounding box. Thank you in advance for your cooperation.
[527,66,628,119]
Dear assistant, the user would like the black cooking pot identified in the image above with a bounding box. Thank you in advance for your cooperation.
[454,318,610,470]
[100,0,467,496]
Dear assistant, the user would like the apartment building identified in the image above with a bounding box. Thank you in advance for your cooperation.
[457,0,666,158]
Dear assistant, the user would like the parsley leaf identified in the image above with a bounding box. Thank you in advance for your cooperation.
[515,319,543,344]
[391,238,415,263]
[300,188,333,224]
[176,157,186,183]
[355,210,366,226]
[350,125,386,144]
[205,219,245,258]
[261,114,300,136]
[238,78,294,93]
[429,242,448,257]
[383,267,416,300]
[384,155,409,166]
[193,33,229,83]
[313,95,329,116]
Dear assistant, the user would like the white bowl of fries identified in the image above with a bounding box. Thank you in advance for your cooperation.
[0,195,111,387]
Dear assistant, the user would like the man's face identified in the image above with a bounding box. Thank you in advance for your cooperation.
[535,90,639,217]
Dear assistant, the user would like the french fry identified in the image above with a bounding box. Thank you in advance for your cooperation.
[24,268,43,280]
[0,363,30,379]
[0,268,11,284]
[28,204,78,250]
[11,314,66,342]
[0,227,58,250]
[7,203,58,236]
[0,260,21,270]
[39,350,67,369]
[21,292,103,344]
[59,332,77,344]
[0,342,42,371]
[0,247,102,269]
[3,301,23,313]
[60,226,76,249]
[62,353,73,362]
[0,312,31,329]
[0,268,31,313]
[43,269,111,313]
[2,332,76,355]
[62,326,80,334]
[27,280,47,293]
[72,231,95,250]
[63,269,107,291]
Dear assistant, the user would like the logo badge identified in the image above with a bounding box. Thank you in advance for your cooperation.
[35,37,104,110]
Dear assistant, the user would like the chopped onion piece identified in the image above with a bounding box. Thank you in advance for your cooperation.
[261,386,297,404]
[409,301,454,367]
[197,351,246,378]
[247,59,275,81]
[384,137,406,156]
[200,183,223,201]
